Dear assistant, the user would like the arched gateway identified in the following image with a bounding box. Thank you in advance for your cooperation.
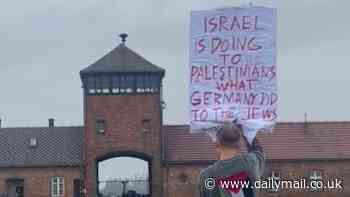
[97,151,152,197]
[80,34,165,197]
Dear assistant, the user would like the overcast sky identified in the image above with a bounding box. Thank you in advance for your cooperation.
[0,0,349,127]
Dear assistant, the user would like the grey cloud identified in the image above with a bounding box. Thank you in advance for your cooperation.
[0,0,349,127]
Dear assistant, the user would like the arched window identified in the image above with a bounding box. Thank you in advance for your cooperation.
[97,156,150,197]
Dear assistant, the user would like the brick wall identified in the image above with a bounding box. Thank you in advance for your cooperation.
[260,160,350,197]
[164,165,204,197]
[84,94,163,197]
[165,160,350,197]
[0,166,81,197]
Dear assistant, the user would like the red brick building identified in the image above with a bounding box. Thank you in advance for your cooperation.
[165,123,350,197]
[0,36,349,197]
[0,126,83,197]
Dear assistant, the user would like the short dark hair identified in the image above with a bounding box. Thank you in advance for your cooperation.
[216,123,242,148]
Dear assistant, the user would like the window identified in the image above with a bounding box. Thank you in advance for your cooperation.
[6,178,24,197]
[95,78,103,94]
[136,75,159,93]
[268,171,281,193]
[86,76,111,94]
[86,75,159,95]
[310,170,322,180]
[149,76,159,92]
[101,76,111,94]
[73,179,84,197]
[16,186,24,197]
[29,137,37,147]
[136,76,145,93]
[96,119,106,134]
[310,170,323,191]
[112,76,120,93]
[142,119,151,133]
[51,177,64,197]
[126,76,135,93]
[120,76,134,93]
[87,77,96,94]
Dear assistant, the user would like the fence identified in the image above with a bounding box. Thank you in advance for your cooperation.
[98,179,150,197]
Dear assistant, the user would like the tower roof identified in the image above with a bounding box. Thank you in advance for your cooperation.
[80,43,165,76]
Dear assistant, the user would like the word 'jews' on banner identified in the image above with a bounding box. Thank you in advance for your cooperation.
[189,6,277,136]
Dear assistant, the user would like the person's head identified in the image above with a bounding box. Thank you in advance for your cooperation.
[216,122,242,151]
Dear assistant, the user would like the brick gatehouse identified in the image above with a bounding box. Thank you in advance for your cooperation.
[0,35,349,197]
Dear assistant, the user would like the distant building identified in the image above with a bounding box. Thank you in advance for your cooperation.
[0,35,349,197]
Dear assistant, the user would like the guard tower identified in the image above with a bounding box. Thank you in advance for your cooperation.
[80,33,165,197]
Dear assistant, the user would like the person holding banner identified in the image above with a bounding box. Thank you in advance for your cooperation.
[198,122,265,197]
[191,5,276,197]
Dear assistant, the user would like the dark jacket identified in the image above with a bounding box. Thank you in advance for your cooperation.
[198,138,265,197]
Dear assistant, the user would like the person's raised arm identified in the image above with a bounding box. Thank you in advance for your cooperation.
[244,136,265,177]
[245,137,263,153]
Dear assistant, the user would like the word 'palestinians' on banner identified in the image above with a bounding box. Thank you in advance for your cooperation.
[189,7,277,143]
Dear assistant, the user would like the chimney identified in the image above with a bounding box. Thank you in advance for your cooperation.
[49,118,54,128]
[304,113,309,132]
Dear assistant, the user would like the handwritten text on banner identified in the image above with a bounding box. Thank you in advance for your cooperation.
[189,7,277,134]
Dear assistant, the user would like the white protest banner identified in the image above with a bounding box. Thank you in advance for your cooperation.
[189,7,277,143]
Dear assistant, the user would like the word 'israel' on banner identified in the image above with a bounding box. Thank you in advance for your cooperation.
[189,7,277,143]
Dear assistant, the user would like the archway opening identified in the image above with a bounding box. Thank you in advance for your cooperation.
[97,156,150,197]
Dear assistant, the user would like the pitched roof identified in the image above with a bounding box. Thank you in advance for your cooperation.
[1,121,349,167]
[164,122,350,163]
[0,127,83,167]
[80,44,165,75]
